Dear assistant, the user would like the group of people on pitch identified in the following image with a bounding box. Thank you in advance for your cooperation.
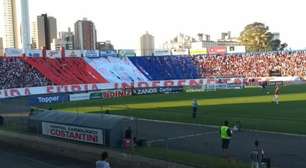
[95,127,132,168]
[192,84,279,168]
[95,88,281,168]
[220,120,271,168]
[95,120,272,168]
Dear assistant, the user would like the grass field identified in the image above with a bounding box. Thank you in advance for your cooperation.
[43,84,306,134]
[133,147,248,168]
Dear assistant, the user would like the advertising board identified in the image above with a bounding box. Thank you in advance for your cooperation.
[133,87,183,95]
[65,50,82,57]
[5,48,23,57]
[101,89,132,99]
[26,50,42,57]
[29,94,69,105]
[85,50,100,58]
[190,49,208,55]
[184,86,205,92]
[0,79,205,99]
[42,122,104,144]
[99,50,117,57]
[158,87,184,94]
[89,92,103,100]
[118,49,136,57]
[154,49,171,56]
[0,78,303,99]
[46,50,61,58]
[133,88,158,95]
[89,89,132,100]
[171,49,189,55]
[208,47,227,55]
[69,93,90,101]
[227,46,246,54]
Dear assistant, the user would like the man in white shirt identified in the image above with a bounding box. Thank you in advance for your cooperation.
[96,152,111,168]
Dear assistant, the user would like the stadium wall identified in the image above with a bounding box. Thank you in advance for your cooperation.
[0,130,194,168]
[0,79,205,99]
[1,77,303,99]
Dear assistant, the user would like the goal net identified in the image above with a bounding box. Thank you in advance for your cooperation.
[203,77,217,92]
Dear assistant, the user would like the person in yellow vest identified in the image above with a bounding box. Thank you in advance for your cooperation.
[220,120,232,158]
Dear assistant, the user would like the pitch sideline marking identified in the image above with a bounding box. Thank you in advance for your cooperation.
[139,118,306,138]
[147,131,218,144]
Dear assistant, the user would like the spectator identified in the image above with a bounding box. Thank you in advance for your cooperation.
[261,81,268,94]
[233,121,241,132]
[220,120,232,159]
[123,126,133,149]
[193,50,306,78]
[0,116,4,126]
[96,152,111,168]
[0,57,51,89]
[192,98,198,119]
[250,140,264,168]
[124,126,132,139]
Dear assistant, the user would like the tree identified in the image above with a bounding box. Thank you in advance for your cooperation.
[240,22,286,52]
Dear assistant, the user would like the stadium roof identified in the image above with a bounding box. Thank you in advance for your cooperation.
[30,110,132,129]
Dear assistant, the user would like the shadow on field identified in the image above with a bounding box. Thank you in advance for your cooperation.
[88,100,306,134]
[88,101,306,168]
[0,97,30,114]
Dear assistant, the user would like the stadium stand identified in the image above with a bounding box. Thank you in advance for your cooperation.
[22,57,108,85]
[1,50,306,90]
[85,56,149,83]
[193,51,306,78]
[129,56,201,80]
[0,57,52,89]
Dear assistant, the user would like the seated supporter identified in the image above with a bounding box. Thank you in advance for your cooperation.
[0,57,52,89]
[192,51,306,78]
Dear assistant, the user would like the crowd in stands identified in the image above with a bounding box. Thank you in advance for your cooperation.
[1,51,306,90]
[0,57,51,89]
[22,57,107,85]
[193,51,306,78]
[130,56,200,80]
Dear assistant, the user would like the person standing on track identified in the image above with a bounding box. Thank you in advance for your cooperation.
[123,126,133,149]
[273,85,280,104]
[192,98,198,119]
[220,120,232,159]
[96,152,111,168]
[261,81,268,94]
[250,140,264,168]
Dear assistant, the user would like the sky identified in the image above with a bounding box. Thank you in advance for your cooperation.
[1,0,306,50]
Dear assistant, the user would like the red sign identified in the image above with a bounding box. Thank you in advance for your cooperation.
[102,89,132,99]
[208,47,227,55]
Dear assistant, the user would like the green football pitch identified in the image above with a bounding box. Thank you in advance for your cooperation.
[44,84,306,134]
